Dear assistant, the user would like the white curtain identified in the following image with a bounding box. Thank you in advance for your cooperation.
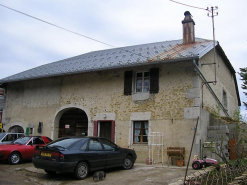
[144,121,148,136]
[134,122,141,142]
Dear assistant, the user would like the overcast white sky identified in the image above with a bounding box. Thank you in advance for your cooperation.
[0,0,246,117]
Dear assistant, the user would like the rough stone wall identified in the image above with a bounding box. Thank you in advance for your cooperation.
[4,61,199,163]
[199,49,239,117]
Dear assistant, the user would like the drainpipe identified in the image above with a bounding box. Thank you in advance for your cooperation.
[193,60,229,117]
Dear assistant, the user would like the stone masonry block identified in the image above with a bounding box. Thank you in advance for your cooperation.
[186,88,200,99]
[184,107,200,119]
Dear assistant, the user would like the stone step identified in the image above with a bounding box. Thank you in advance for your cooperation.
[207,129,229,134]
[208,125,229,130]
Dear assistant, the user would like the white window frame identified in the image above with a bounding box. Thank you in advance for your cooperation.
[222,89,227,108]
[135,71,150,93]
[133,120,149,144]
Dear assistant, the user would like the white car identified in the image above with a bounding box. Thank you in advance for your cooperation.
[0,133,25,145]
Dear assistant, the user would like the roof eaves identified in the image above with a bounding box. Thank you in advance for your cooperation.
[0,56,199,84]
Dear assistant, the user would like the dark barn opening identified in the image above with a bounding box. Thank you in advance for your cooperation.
[58,108,88,138]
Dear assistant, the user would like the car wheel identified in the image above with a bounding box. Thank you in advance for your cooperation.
[44,170,56,175]
[192,161,201,170]
[123,155,134,170]
[74,162,89,180]
[8,152,21,165]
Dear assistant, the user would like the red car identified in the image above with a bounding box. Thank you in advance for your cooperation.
[0,136,52,164]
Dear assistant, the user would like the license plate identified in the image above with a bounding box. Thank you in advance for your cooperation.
[41,152,51,157]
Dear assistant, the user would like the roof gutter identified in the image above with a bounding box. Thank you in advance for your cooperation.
[193,59,229,117]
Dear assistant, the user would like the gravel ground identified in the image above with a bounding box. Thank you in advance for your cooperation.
[0,161,193,185]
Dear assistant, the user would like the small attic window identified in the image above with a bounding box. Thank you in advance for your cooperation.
[222,90,227,108]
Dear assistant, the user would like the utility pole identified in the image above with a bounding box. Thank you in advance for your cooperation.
[207,6,218,85]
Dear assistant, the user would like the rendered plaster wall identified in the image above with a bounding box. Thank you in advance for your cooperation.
[4,61,198,163]
[5,77,62,135]
[199,49,239,117]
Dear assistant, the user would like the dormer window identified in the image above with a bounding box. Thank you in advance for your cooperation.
[136,72,150,93]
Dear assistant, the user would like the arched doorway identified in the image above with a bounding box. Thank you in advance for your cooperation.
[8,125,24,133]
[58,108,88,138]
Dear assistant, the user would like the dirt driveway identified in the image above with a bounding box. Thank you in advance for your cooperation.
[0,161,193,185]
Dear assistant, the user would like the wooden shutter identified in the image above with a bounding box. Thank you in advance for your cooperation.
[111,121,115,142]
[124,71,132,95]
[150,68,159,94]
[93,121,98,136]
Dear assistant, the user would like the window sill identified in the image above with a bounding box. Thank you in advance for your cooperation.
[132,93,150,101]
[132,143,148,145]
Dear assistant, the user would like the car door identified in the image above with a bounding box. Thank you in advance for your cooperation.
[100,138,124,168]
[25,137,45,159]
[86,138,107,171]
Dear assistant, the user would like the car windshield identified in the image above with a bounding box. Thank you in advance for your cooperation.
[0,133,6,140]
[47,138,83,149]
[13,136,31,145]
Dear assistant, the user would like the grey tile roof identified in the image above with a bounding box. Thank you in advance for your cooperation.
[0,38,217,83]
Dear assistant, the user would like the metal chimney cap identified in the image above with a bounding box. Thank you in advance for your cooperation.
[182,11,195,25]
[184,11,191,16]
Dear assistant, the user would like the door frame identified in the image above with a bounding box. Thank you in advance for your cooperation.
[93,120,115,142]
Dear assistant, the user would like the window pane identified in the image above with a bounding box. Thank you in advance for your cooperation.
[80,140,88,150]
[13,136,31,145]
[136,87,142,92]
[135,122,141,128]
[144,72,149,77]
[136,78,142,92]
[48,138,82,149]
[144,122,148,128]
[143,87,149,92]
[101,138,117,151]
[89,139,103,151]
[136,73,143,78]
[223,90,227,108]
[144,79,149,86]
[136,79,142,85]
[135,72,150,93]
[33,137,45,144]
[143,135,148,142]
[133,121,148,143]
[134,136,139,142]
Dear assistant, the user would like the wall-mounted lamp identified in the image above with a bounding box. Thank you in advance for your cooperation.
[103,114,107,118]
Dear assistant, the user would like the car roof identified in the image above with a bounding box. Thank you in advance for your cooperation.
[19,136,48,138]
[1,133,25,134]
[59,136,108,139]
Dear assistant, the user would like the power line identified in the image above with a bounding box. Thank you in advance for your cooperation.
[0,3,151,60]
[169,0,207,11]
[0,3,114,48]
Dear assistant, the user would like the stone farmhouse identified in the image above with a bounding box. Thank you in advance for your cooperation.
[0,12,240,163]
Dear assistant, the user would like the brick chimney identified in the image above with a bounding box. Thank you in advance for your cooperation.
[182,11,195,44]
